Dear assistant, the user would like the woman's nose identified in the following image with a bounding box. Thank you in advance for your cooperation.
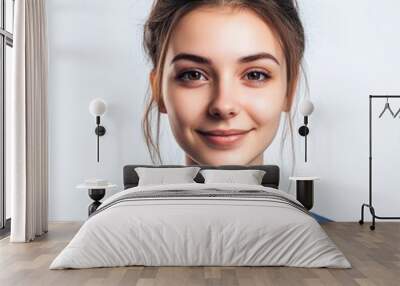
[208,81,241,120]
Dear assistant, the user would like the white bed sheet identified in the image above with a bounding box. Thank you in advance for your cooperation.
[50,183,351,269]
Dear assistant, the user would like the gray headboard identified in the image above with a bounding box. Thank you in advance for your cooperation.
[123,165,280,189]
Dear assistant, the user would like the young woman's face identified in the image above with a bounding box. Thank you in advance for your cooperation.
[154,6,292,166]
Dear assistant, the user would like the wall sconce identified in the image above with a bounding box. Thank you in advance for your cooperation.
[89,98,107,162]
[298,99,314,162]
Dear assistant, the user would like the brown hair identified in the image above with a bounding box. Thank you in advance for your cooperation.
[142,0,306,168]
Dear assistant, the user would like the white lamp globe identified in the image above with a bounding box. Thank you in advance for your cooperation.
[300,99,314,116]
[89,98,107,116]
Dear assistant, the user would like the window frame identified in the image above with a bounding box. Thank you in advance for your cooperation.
[0,0,14,233]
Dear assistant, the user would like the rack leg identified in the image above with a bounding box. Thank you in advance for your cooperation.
[369,206,376,231]
[359,204,366,225]
[359,203,376,230]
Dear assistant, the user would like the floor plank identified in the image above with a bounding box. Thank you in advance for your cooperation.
[0,222,399,286]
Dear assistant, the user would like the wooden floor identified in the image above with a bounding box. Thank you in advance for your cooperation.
[0,222,399,286]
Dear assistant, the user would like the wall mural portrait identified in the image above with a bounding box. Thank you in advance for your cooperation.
[142,0,305,166]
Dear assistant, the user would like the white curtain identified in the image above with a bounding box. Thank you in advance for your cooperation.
[8,0,48,242]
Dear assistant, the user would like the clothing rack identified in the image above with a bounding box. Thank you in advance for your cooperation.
[359,95,400,230]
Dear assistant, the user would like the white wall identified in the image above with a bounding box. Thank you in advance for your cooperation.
[47,0,400,222]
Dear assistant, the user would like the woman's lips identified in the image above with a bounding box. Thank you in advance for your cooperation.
[196,129,252,148]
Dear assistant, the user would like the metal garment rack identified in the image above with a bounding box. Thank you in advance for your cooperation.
[359,95,400,230]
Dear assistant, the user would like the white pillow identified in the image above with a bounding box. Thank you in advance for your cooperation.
[135,167,201,186]
[200,169,266,185]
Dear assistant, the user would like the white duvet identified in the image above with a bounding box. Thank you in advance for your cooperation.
[50,183,351,269]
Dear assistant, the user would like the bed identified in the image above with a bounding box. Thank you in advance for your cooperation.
[49,164,351,269]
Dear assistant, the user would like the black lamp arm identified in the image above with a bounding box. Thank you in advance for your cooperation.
[304,115,308,125]
[298,115,310,162]
[94,116,106,162]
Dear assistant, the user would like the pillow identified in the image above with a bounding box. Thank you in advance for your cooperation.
[135,167,201,186]
[200,169,266,185]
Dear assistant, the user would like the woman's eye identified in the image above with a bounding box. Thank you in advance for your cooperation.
[177,70,207,82]
[245,71,270,81]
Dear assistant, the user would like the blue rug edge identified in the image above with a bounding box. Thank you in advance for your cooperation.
[310,212,334,223]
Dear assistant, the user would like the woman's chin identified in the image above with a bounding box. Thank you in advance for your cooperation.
[189,152,258,166]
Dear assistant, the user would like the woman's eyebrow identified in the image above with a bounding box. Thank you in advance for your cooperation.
[240,52,280,65]
[170,53,211,65]
[170,52,280,66]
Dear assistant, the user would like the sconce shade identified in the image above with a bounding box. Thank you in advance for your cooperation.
[89,98,107,117]
[300,99,315,116]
